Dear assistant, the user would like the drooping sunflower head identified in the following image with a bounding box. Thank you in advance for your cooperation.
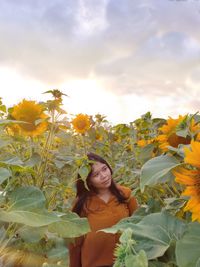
[156,115,191,151]
[172,140,200,222]
[173,165,200,222]
[71,113,91,134]
[11,99,48,137]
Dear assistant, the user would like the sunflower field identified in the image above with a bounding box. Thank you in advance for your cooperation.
[0,90,200,267]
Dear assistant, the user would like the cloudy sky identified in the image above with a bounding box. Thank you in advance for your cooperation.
[0,0,200,124]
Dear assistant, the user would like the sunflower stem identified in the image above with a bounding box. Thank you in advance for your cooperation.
[39,109,56,189]
[81,134,87,155]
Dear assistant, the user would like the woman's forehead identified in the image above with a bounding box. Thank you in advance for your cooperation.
[92,161,105,171]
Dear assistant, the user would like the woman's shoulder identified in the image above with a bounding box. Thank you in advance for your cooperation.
[117,184,131,198]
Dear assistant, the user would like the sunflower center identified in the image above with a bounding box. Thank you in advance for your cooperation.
[76,120,87,130]
[168,133,191,147]
[20,122,37,131]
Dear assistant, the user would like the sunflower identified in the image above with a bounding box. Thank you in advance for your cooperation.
[184,140,200,168]
[71,114,91,134]
[156,115,191,151]
[95,132,103,141]
[137,138,154,147]
[173,140,200,222]
[64,186,75,199]
[11,99,48,137]
[112,133,121,143]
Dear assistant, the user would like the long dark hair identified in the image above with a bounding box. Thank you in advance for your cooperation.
[72,152,128,216]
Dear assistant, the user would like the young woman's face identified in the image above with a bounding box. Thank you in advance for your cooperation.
[89,161,112,190]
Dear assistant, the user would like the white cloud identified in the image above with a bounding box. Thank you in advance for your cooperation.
[1,0,200,123]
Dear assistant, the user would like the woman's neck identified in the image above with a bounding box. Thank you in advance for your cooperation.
[97,187,110,195]
[96,188,111,203]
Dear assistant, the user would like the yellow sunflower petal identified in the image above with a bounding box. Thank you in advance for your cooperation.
[173,168,199,186]
[191,212,200,222]
[182,186,199,197]
[184,140,200,168]
[184,198,200,211]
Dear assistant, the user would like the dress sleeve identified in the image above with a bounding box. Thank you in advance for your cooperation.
[69,198,86,267]
[118,185,138,216]
[68,236,84,267]
[127,196,138,216]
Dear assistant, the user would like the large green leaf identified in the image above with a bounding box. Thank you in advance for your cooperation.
[8,186,46,211]
[0,156,24,167]
[24,153,41,167]
[47,238,68,260]
[102,211,186,260]
[140,155,181,192]
[0,210,59,227]
[176,222,200,267]
[132,212,186,259]
[17,225,47,243]
[0,167,11,184]
[138,144,155,164]
[0,187,59,227]
[48,212,90,238]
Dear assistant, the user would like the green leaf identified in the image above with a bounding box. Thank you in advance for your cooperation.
[125,250,148,267]
[140,155,181,192]
[99,207,146,234]
[119,228,134,243]
[0,210,59,227]
[176,129,189,138]
[78,165,90,180]
[8,186,46,211]
[0,104,6,113]
[120,212,182,259]
[176,222,200,267]
[0,157,24,167]
[47,243,68,260]
[138,144,155,164]
[0,119,30,125]
[133,212,186,260]
[0,167,11,184]
[24,153,41,167]
[149,262,171,267]
[102,211,186,260]
[18,225,47,242]
[48,211,90,238]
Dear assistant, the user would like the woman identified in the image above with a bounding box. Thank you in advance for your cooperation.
[69,152,138,267]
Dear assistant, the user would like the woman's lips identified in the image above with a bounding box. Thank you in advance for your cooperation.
[102,178,110,185]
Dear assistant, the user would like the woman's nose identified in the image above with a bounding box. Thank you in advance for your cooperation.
[100,172,106,179]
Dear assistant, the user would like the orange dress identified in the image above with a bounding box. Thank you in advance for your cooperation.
[69,185,138,267]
